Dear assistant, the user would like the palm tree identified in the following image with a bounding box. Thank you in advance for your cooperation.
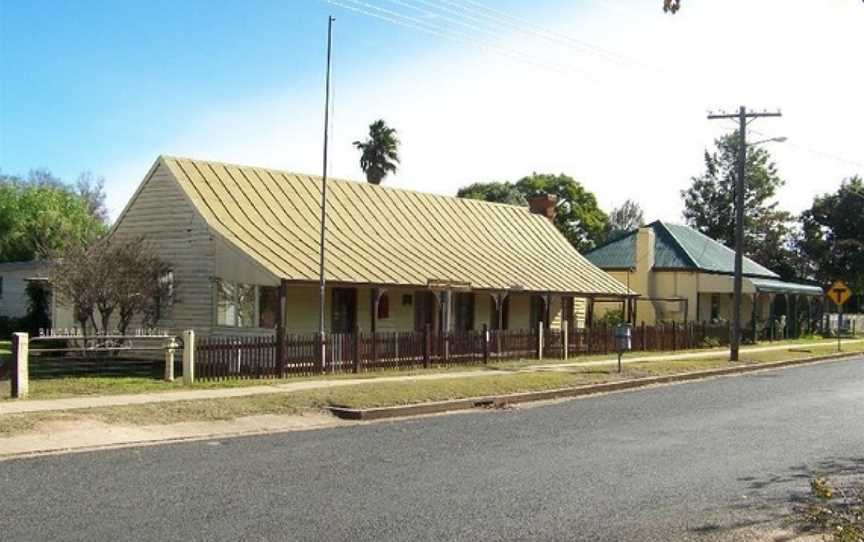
[353,119,400,185]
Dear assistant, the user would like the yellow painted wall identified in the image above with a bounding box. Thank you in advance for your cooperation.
[508,294,530,330]
[475,293,492,329]
[269,288,570,334]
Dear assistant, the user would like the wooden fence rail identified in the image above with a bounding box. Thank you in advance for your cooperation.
[193,322,751,381]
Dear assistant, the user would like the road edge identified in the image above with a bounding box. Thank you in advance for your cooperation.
[328,351,861,420]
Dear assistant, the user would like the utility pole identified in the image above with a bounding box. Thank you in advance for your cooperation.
[318,15,335,371]
[708,106,781,361]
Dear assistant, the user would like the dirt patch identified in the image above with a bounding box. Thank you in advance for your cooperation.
[0,411,349,459]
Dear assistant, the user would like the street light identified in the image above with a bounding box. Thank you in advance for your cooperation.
[749,136,788,146]
[708,107,782,362]
[731,134,786,361]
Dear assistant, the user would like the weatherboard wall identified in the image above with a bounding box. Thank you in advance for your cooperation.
[110,161,216,336]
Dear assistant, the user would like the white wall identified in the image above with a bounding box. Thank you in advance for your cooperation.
[0,262,49,319]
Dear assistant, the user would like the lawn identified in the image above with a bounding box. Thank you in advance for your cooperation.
[1,340,862,437]
[2,336,861,402]
[0,340,10,357]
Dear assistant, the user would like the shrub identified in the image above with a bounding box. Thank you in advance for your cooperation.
[794,477,864,542]
[597,310,625,327]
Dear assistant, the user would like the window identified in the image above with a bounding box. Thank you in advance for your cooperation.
[215,279,257,328]
[454,293,474,331]
[377,293,390,320]
[216,280,238,326]
[155,270,174,320]
[710,295,721,321]
[258,286,280,329]
[237,284,256,327]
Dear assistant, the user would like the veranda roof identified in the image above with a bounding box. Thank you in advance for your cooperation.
[748,277,823,296]
[157,156,632,296]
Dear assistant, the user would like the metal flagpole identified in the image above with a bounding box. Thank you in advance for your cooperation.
[318,15,335,371]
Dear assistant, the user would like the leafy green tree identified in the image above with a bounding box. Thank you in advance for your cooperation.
[681,131,796,278]
[353,119,401,185]
[455,181,527,206]
[0,178,107,262]
[457,173,608,252]
[605,199,645,241]
[799,177,864,293]
[515,173,609,252]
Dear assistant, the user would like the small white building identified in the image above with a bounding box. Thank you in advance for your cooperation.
[0,261,49,318]
[0,260,74,329]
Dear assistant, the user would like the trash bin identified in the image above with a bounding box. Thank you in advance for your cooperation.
[614,323,632,353]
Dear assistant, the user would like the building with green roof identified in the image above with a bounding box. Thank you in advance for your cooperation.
[584,221,822,328]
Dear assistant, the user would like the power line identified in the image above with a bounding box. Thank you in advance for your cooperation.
[408,0,631,65]
[321,0,686,83]
[319,0,587,75]
[747,127,863,170]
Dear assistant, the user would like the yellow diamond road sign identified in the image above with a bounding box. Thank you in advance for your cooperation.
[827,280,852,306]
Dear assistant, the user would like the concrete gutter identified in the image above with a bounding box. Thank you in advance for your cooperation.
[328,351,862,421]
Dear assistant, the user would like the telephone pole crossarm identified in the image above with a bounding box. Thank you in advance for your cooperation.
[707,111,782,120]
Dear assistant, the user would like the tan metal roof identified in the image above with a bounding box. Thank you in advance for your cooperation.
[159,155,631,296]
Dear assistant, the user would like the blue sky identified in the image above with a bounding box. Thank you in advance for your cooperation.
[2,1,376,176]
[2,0,862,221]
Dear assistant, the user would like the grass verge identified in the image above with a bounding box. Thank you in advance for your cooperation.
[3,337,858,402]
[1,342,862,438]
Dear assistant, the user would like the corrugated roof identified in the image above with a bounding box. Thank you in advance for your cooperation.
[749,278,823,296]
[584,221,779,278]
[156,156,631,296]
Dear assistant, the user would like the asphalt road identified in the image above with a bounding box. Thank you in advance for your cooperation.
[3,358,864,542]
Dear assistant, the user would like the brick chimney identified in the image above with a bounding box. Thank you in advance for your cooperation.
[528,194,558,221]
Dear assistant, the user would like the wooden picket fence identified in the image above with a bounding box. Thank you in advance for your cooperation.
[194,322,740,381]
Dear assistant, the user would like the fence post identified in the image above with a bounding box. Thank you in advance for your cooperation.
[562,320,569,361]
[182,330,195,385]
[10,332,29,399]
[641,322,646,351]
[423,324,431,368]
[482,324,489,364]
[164,337,177,382]
[537,321,544,360]
[353,325,361,374]
[672,321,677,351]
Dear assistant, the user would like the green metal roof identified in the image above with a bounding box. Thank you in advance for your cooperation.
[585,221,779,278]
[749,277,823,296]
